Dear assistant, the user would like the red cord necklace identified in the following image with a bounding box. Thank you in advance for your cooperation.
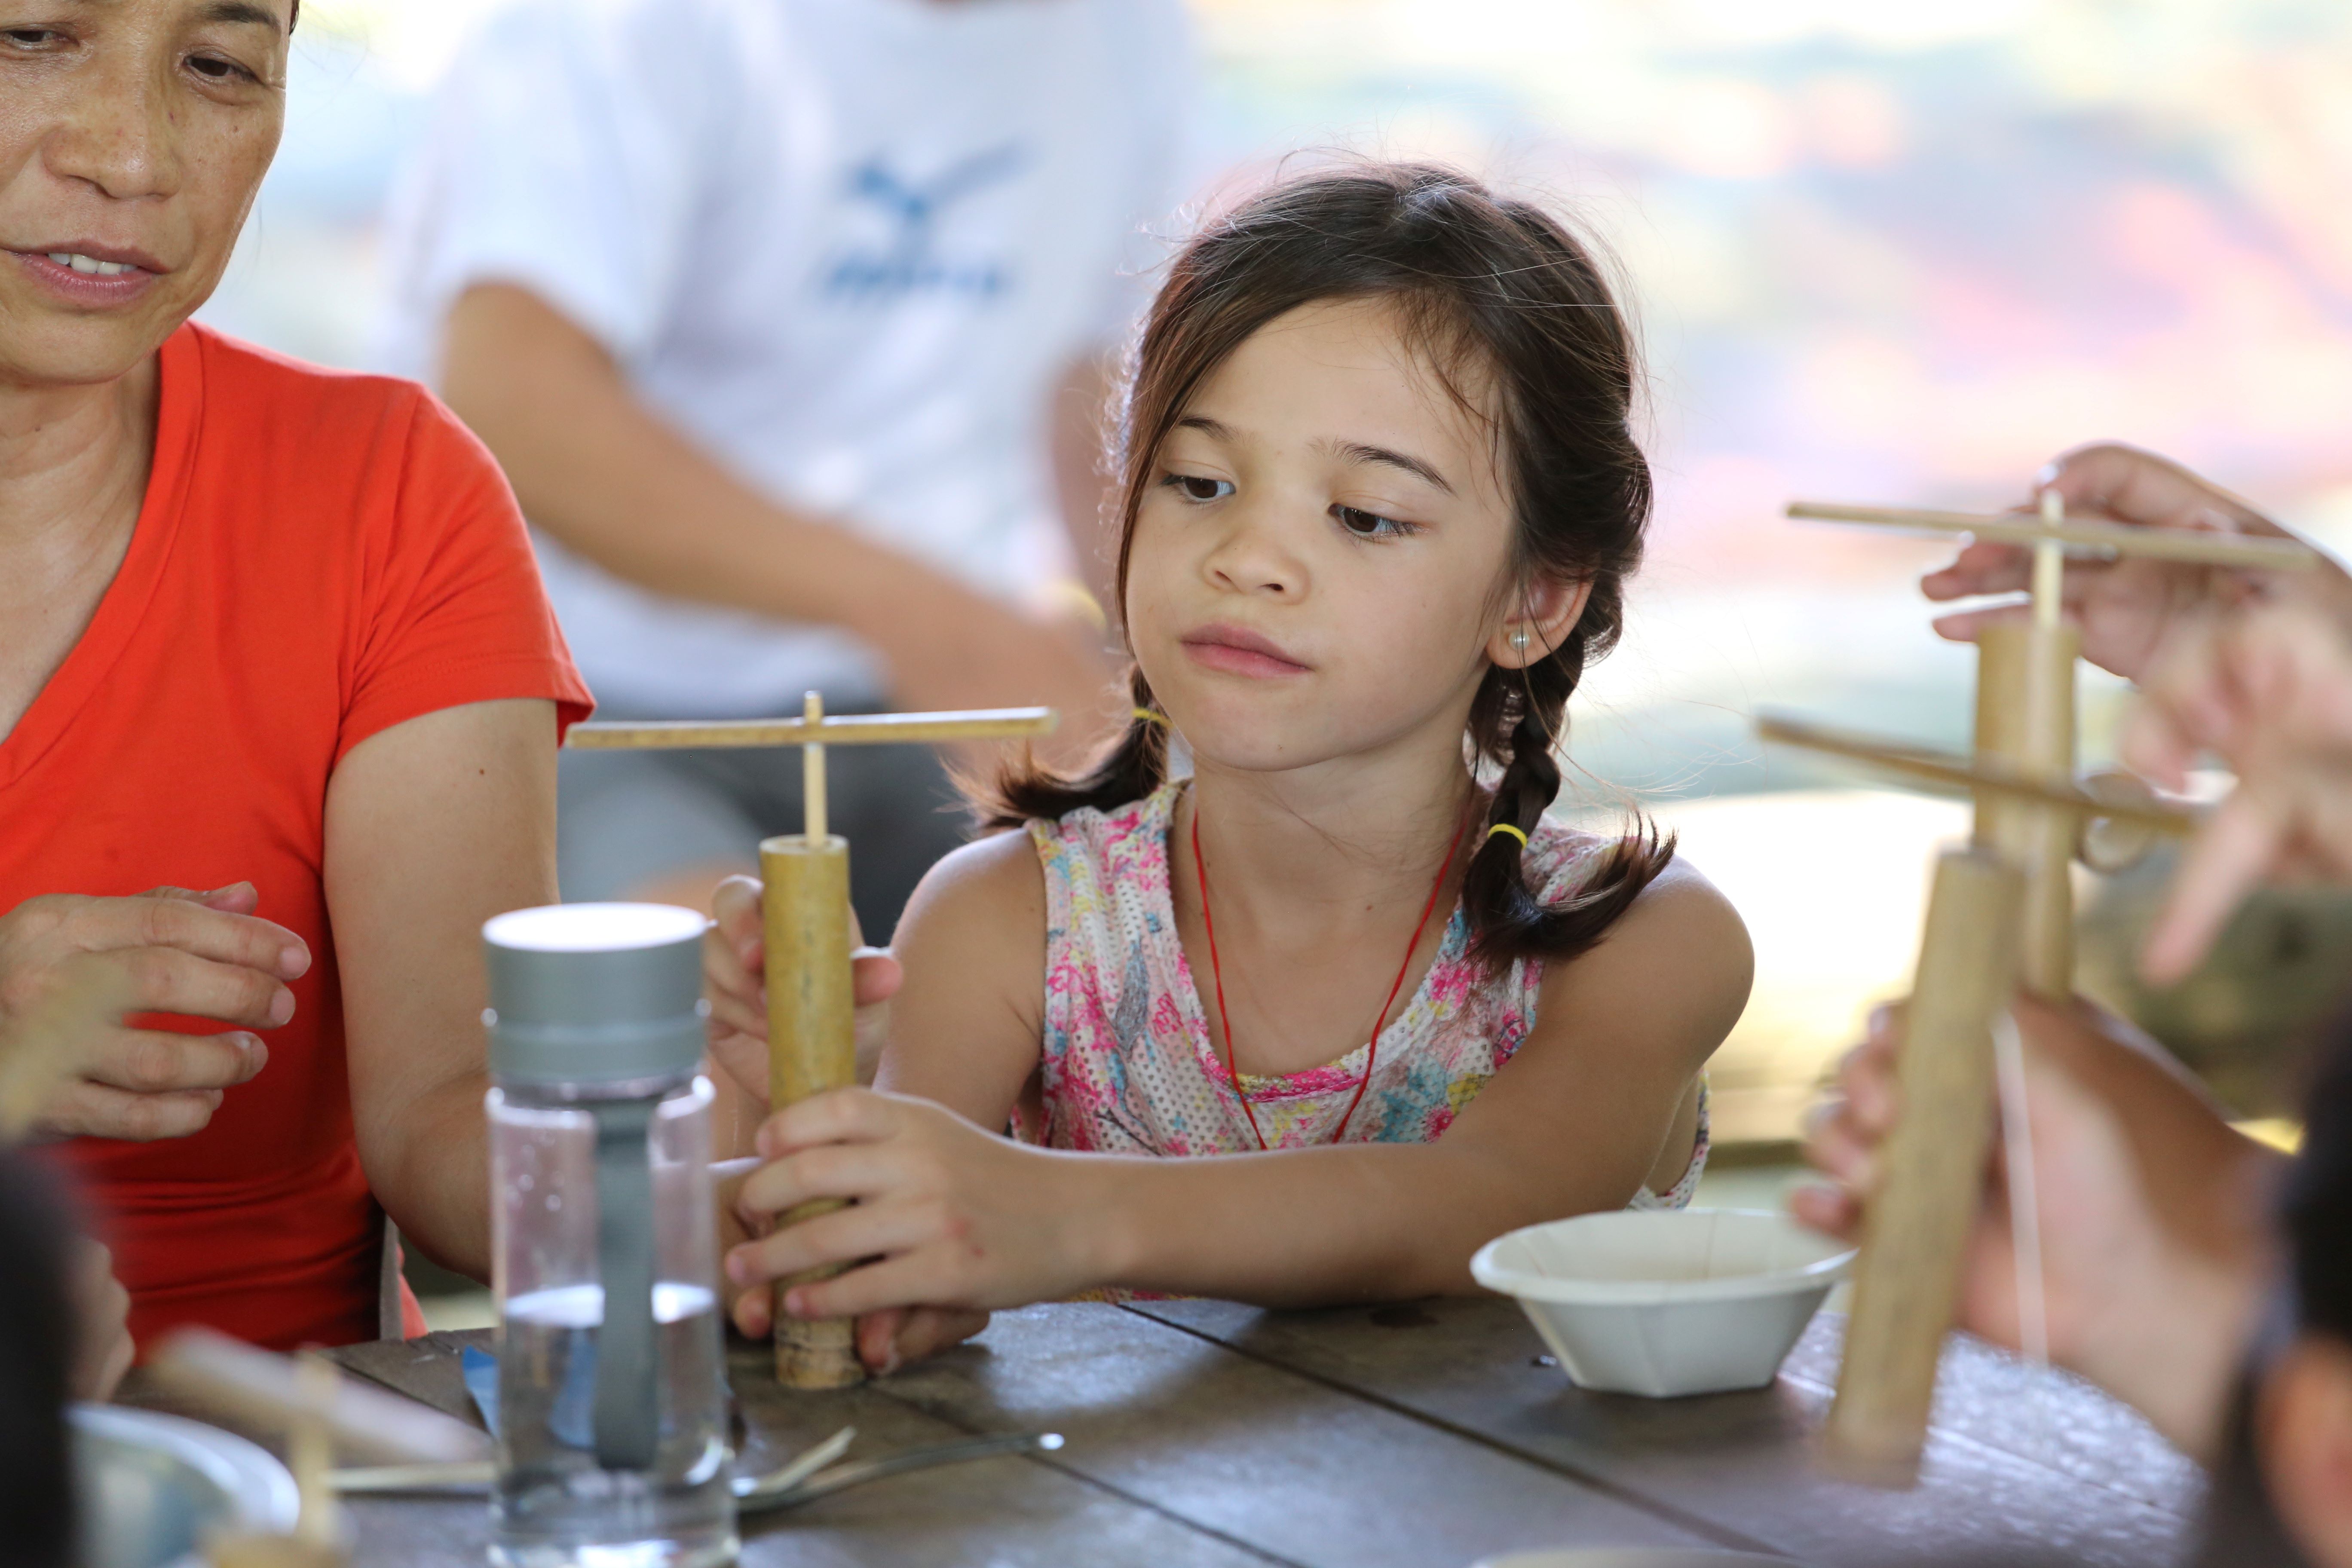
[1189,799,1470,1148]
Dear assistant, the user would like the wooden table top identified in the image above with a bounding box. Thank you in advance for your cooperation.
[136,1298,2208,1568]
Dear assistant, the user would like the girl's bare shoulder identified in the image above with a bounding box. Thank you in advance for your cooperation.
[895,828,1048,959]
[1535,853,1753,1048]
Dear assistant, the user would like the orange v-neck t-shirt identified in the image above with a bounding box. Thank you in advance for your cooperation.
[6,324,592,1351]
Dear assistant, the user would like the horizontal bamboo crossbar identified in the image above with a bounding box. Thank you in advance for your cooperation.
[566,707,1058,750]
[1787,502,2317,573]
[1755,712,2196,834]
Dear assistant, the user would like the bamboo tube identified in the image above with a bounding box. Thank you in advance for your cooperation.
[1973,620,2080,1001]
[1786,502,2317,572]
[566,707,1057,751]
[149,1328,489,1466]
[761,691,863,1388]
[1753,714,2194,836]
[1824,848,2025,1485]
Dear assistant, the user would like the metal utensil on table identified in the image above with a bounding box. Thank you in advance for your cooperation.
[331,1425,1063,1511]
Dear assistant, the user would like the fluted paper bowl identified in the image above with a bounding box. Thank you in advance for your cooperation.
[1470,1210,1853,1398]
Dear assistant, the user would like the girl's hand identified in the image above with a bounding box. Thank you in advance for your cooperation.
[2121,598,2352,984]
[703,876,903,1102]
[1920,442,2331,681]
[1793,996,2275,1461]
[724,1087,1109,1355]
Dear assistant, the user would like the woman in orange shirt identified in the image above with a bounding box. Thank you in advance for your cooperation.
[0,0,592,1349]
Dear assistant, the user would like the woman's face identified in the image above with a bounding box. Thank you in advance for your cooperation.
[0,0,288,391]
[1126,296,1570,779]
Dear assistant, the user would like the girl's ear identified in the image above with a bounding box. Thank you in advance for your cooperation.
[1489,576,1595,670]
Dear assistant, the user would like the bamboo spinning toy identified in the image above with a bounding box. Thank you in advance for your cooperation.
[1765,495,2319,1485]
[567,697,1058,1388]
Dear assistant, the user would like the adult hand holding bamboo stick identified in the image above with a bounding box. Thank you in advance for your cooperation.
[1795,995,2275,1464]
[1918,442,2351,678]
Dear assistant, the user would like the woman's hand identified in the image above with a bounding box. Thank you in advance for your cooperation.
[0,884,306,1142]
[2121,598,2352,984]
[703,876,902,1102]
[1793,996,2276,1460]
[1920,442,2341,680]
[723,1087,1108,1367]
[68,1239,133,1403]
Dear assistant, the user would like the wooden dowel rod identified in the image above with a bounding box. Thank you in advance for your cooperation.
[148,1329,493,1467]
[1754,714,2194,834]
[566,707,1058,751]
[1787,502,2317,571]
[1824,847,2025,1485]
[802,691,827,845]
[2032,492,2064,632]
[760,833,863,1389]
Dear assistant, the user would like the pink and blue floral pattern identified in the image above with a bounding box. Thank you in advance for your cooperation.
[1021,783,1706,1207]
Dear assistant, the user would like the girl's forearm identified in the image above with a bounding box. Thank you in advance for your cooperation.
[1073,1142,1623,1307]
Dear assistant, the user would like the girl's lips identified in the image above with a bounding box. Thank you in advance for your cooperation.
[1180,633,1312,679]
[11,250,164,309]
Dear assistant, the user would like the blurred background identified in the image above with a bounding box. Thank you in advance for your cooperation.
[220,0,2352,1185]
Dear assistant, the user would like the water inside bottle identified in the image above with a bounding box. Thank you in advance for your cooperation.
[493,1281,735,1568]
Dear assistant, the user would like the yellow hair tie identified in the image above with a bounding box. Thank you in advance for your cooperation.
[1486,823,1530,849]
[1133,707,1169,727]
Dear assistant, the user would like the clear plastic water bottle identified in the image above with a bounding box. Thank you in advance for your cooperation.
[483,903,736,1568]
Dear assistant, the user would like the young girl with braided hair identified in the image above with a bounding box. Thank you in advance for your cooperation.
[711,162,1752,1371]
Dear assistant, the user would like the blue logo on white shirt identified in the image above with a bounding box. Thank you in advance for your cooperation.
[824,145,1028,299]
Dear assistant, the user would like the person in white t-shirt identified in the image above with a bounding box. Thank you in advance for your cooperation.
[377,0,1196,944]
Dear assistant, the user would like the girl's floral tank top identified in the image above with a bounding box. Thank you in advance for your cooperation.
[1020,781,1706,1207]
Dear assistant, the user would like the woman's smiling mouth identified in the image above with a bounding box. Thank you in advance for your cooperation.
[1179,622,1313,678]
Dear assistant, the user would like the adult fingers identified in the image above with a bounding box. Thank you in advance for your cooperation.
[2140,787,2288,986]
[81,894,308,981]
[2040,443,2275,537]
[105,946,294,1029]
[80,1028,267,1095]
[1928,601,2032,646]
[1921,540,2031,603]
[34,1080,224,1141]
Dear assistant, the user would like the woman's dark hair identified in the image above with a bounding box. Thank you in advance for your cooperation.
[981,161,1673,968]
[2286,1026,2352,1344]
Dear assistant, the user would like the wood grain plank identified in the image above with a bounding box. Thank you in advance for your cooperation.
[872,1301,1729,1568]
[1130,1297,2203,1568]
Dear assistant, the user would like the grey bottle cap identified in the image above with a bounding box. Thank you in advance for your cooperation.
[483,904,710,1086]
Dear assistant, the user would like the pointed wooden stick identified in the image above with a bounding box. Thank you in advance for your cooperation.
[1788,502,2317,572]
[1754,713,2195,834]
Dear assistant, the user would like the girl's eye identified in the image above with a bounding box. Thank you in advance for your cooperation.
[1163,473,1234,504]
[1333,504,1413,539]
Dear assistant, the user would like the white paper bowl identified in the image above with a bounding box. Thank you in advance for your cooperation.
[1470,1209,1853,1398]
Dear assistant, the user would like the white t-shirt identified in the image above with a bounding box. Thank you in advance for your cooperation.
[377,0,1196,716]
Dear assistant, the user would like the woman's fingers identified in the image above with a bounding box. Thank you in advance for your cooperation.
[103,944,294,1029]
[1787,1180,1859,1240]
[105,889,309,978]
[1921,539,2032,603]
[2140,786,2289,986]
[78,1028,266,1094]
[35,1080,225,1141]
